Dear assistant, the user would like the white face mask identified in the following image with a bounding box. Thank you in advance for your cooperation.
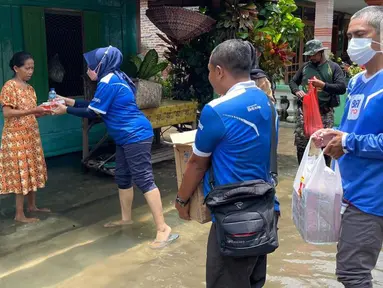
[347,38,382,66]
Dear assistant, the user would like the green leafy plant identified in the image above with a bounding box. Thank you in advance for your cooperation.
[251,33,296,81]
[216,0,258,40]
[160,0,304,107]
[329,53,365,79]
[256,0,304,49]
[328,52,344,66]
[159,32,216,108]
[126,49,168,80]
[243,0,304,82]
[157,76,174,99]
[346,64,365,78]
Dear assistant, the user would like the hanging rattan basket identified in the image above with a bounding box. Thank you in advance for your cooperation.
[146,6,216,44]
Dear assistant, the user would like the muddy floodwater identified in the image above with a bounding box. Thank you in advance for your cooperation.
[0,127,382,288]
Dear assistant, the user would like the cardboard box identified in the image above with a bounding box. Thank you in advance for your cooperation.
[170,130,212,224]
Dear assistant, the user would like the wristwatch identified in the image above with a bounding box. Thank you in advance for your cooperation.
[176,195,190,207]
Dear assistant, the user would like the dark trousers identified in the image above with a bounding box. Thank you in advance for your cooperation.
[114,137,157,193]
[336,205,383,287]
[206,224,267,288]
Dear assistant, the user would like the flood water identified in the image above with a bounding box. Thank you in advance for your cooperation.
[0,127,382,288]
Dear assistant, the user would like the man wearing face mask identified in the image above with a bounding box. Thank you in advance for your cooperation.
[312,6,383,287]
[289,39,346,165]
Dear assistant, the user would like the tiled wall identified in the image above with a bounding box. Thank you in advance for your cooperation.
[140,0,168,56]
[314,0,334,49]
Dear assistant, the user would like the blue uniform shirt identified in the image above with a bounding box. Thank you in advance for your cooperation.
[89,73,153,145]
[193,81,277,212]
[339,70,383,216]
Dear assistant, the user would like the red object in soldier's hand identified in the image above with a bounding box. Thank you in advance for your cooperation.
[303,81,323,138]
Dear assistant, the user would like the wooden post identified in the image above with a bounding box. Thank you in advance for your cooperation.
[136,0,141,54]
[82,76,97,162]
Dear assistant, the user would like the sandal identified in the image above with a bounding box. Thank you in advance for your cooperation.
[149,233,179,249]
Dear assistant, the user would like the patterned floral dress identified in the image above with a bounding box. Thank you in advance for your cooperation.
[0,80,47,195]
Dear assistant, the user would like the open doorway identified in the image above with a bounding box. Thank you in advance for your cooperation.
[45,11,84,97]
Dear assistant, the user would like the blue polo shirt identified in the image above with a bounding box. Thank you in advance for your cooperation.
[89,73,153,145]
[193,81,276,204]
[339,70,383,216]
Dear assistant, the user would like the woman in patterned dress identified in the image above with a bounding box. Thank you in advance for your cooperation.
[0,52,51,223]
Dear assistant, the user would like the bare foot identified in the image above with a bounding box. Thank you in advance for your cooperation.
[104,220,134,228]
[149,226,179,249]
[27,207,51,213]
[156,225,172,242]
[15,216,40,223]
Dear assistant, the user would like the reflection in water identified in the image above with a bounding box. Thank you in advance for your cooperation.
[0,128,382,288]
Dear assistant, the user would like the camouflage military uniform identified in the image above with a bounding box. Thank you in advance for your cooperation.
[289,40,346,164]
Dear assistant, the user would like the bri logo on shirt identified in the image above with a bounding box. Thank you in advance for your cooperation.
[347,94,364,120]
[247,104,261,112]
[351,99,361,115]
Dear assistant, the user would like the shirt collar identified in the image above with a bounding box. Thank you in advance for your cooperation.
[226,80,256,95]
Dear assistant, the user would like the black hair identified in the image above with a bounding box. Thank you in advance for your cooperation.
[9,51,33,72]
[210,39,253,76]
[245,41,258,70]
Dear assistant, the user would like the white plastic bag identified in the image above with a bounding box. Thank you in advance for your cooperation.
[49,54,65,83]
[292,137,343,244]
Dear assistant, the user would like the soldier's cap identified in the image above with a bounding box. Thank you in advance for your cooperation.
[303,39,328,56]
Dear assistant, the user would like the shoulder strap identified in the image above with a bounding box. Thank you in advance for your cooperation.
[269,99,278,177]
[316,67,327,83]
[316,61,335,83]
[302,62,310,73]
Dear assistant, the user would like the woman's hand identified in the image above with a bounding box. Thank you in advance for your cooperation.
[34,106,52,117]
[34,106,46,114]
[57,95,75,107]
[3,106,51,118]
[34,106,51,115]
[52,103,68,115]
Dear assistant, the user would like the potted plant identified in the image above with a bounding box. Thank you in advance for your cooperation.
[328,52,365,81]
[127,49,168,109]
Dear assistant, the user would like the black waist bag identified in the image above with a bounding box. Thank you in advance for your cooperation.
[204,179,279,258]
